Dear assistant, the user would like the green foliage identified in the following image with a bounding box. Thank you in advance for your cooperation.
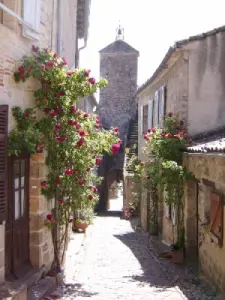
[132,113,195,245]
[12,47,120,229]
[8,107,41,156]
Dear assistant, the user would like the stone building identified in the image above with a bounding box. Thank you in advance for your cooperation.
[0,0,91,298]
[97,26,139,210]
[135,25,225,292]
[184,136,225,293]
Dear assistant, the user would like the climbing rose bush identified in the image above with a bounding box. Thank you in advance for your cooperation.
[12,47,120,233]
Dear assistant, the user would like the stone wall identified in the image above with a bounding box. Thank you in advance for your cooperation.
[183,153,225,292]
[185,30,225,136]
[0,0,78,282]
[137,52,188,238]
[137,52,189,162]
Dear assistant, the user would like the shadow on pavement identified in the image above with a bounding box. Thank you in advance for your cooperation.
[113,218,219,300]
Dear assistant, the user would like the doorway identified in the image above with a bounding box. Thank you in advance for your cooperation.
[5,155,30,278]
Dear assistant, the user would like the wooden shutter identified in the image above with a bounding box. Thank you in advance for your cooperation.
[0,105,8,223]
[23,0,41,40]
[148,99,153,130]
[159,86,165,128]
[210,192,223,245]
[153,91,159,127]
[142,105,148,134]
[140,104,143,134]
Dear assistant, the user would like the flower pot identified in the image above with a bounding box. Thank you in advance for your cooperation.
[31,153,43,161]
[171,249,184,264]
[75,222,88,232]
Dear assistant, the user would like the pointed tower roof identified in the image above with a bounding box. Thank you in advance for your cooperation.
[99,40,139,54]
[99,23,139,55]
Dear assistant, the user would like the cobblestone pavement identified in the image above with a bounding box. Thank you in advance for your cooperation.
[46,215,220,300]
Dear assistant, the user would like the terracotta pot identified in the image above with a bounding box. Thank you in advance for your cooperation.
[171,250,184,264]
[75,222,88,232]
[31,153,43,161]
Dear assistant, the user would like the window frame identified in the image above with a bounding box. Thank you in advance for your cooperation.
[22,0,41,40]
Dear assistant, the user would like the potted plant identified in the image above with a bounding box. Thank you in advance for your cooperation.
[74,218,88,233]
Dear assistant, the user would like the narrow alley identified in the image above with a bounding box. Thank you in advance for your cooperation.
[45,211,219,299]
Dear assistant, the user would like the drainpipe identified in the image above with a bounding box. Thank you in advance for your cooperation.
[57,0,62,54]
[76,0,91,67]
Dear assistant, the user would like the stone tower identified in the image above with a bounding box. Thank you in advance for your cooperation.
[97,25,139,211]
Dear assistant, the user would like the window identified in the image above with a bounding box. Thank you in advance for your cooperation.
[13,158,27,220]
[23,0,41,40]
[148,99,153,130]
[159,86,167,128]
[210,192,223,246]
[153,91,159,127]
[142,105,148,134]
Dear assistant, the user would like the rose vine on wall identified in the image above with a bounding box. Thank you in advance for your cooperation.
[133,113,195,247]
[9,46,121,270]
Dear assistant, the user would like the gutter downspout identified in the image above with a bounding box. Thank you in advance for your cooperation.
[76,0,91,67]
[57,0,62,54]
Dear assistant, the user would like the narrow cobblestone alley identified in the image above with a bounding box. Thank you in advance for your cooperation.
[47,214,220,300]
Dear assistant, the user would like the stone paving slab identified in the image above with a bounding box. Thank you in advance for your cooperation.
[44,215,221,300]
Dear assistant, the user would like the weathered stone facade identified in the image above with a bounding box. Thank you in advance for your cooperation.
[97,38,139,210]
[0,0,89,292]
[183,153,225,292]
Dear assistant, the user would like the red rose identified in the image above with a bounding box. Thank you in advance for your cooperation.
[58,199,64,205]
[53,53,58,58]
[47,60,54,68]
[62,58,67,65]
[147,129,152,133]
[32,45,39,52]
[76,138,85,147]
[70,105,76,113]
[43,108,51,115]
[166,133,173,137]
[83,113,89,118]
[55,177,60,186]
[55,122,61,129]
[140,161,145,166]
[96,157,102,165]
[18,66,25,73]
[88,195,93,200]
[144,134,149,141]
[68,119,75,126]
[41,64,46,71]
[180,120,184,126]
[67,70,73,76]
[64,169,74,176]
[152,128,156,133]
[88,77,95,84]
[75,123,81,129]
[23,112,29,118]
[79,130,86,137]
[92,186,98,193]
[168,112,173,117]
[111,143,121,155]
[56,136,67,143]
[46,214,54,222]
[41,181,48,188]
[84,69,91,77]
[78,178,86,185]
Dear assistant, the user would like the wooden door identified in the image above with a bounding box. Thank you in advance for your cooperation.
[5,155,30,278]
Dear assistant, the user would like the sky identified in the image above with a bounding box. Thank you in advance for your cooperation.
[80,0,225,99]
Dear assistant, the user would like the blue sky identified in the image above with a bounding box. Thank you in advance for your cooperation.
[80,0,225,98]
